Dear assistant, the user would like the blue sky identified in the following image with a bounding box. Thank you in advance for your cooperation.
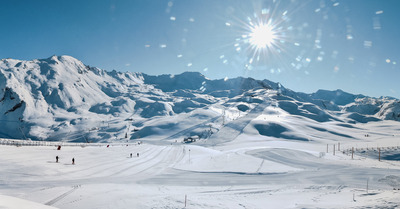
[1,0,400,98]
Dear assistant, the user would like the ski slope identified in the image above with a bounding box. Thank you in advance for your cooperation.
[2,120,400,209]
[2,56,400,143]
[1,56,400,208]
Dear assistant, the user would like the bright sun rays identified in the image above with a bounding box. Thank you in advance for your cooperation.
[232,7,290,68]
[222,1,316,73]
[240,15,287,67]
[249,22,277,49]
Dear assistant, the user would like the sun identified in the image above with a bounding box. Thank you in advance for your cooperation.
[230,7,293,67]
[249,23,277,49]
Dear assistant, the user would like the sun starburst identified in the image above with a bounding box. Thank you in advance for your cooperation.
[249,22,277,49]
[236,12,289,68]
[228,5,294,70]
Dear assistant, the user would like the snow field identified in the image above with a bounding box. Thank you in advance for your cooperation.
[2,133,400,209]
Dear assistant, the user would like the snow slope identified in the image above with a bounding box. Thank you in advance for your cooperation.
[2,55,400,208]
[1,55,400,143]
[0,195,58,209]
[1,120,400,209]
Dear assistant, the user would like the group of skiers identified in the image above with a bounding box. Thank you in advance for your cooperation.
[130,153,139,158]
[54,142,144,164]
[55,155,75,164]
[55,151,139,164]
[54,146,75,165]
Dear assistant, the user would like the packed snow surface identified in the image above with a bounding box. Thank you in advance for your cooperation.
[2,56,400,208]
[2,119,400,208]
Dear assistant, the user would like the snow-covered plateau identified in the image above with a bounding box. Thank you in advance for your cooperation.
[1,55,400,208]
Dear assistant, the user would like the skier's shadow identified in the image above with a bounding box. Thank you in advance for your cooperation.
[45,161,74,165]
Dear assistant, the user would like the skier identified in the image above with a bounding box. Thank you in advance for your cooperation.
[56,156,59,163]
[72,158,75,165]
[130,153,132,158]
[137,153,139,157]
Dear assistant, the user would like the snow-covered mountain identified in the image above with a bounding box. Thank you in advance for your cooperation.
[1,55,399,142]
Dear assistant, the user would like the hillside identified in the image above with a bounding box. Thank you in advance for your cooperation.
[1,55,399,142]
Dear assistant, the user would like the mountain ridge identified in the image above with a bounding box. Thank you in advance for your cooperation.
[1,55,399,142]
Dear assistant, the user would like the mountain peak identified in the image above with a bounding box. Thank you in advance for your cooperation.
[37,55,83,65]
[1,55,400,142]
[311,89,365,106]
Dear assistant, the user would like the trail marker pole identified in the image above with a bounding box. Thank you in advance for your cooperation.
[222,109,225,125]
[185,194,187,207]
[333,144,335,155]
[338,142,340,151]
[379,148,381,161]
[327,144,328,153]
[352,147,354,159]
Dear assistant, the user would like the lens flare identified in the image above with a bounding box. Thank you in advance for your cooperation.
[239,15,287,68]
[249,23,277,49]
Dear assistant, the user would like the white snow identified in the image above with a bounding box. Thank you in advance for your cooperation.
[1,118,400,208]
[1,56,400,142]
[1,56,400,208]
[0,194,57,209]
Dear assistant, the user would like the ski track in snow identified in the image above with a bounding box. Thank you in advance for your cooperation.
[1,140,400,208]
[209,95,272,145]
[163,116,221,141]
[45,185,80,206]
[2,57,400,208]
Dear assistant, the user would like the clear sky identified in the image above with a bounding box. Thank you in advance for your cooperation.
[1,0,400,98]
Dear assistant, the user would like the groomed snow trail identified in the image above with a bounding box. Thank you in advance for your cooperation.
[1,140,400,209]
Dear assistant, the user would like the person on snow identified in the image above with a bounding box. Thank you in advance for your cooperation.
[137,153,139,157]
[130,153,132,158]
[56,156,59,163]
[72,158,75,165]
